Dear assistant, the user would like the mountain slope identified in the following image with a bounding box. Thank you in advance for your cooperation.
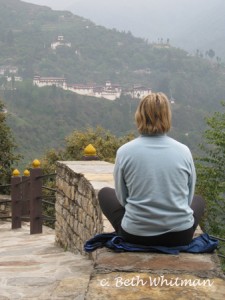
[22,0,225,59]
[66,0,225,59]
[0,0,225,167]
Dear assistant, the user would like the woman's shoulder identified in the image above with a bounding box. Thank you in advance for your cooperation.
[167,136,190,150]
[117,137,141,153]
[166,136,193,160]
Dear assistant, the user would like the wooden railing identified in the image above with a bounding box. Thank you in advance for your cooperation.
[0,159,56,234]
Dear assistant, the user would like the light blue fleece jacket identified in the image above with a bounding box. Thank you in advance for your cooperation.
[114,134,196,236]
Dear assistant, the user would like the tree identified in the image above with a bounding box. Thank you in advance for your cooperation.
[0,99,21,187]
[206,49,215,60]
[41,126,135,172]
[40,126,135,228]
[196,102,225,236]
[5,30,14,46]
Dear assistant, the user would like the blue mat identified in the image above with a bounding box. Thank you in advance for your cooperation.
[84,232,218,254]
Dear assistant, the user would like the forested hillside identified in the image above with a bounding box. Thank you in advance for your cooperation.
[1,82,216,168]
[3,84,137,166]
[23,0,225,60]
[0,0,225,167]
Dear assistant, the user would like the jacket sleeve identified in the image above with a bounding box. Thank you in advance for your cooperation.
[113,155,128,207]
[188,154,196,206]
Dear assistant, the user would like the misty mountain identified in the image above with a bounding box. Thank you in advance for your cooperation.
[24,0,225,59]
[1,0,225,166]
[68,0,225,59]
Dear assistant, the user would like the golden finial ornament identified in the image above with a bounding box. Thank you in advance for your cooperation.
[32,159,41,168]
[12,169,20,177]
[24,169,30,177]
[84,144,97,156]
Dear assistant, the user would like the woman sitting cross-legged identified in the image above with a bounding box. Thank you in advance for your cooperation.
[98,92,205,247]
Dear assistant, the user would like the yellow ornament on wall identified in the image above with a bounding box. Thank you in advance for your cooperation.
[32,159,41,168]
[84,144,97,156]
[12,169,20,177]
[24,169,30,177]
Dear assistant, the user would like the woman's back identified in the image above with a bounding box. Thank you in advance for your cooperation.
[114,134,196,236]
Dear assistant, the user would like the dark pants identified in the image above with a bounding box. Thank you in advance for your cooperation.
[98,187,206,247]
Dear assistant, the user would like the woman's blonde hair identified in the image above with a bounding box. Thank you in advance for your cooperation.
[135,92,171,134]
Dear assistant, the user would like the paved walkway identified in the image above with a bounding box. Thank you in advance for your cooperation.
[1,221,225,300]
[0,222,93,300]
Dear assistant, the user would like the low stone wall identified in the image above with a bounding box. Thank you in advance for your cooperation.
[55,161,105,255]
[0,195,11,219]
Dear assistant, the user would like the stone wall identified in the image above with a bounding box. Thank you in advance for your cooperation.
[55,161,104,255]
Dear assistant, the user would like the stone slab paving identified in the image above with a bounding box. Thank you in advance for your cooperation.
[86,235,225,300]
[86,272,225,300]
[1,222,225,300]
[0,221,93,300]
[87,231,225,299]
[93,249,221,277]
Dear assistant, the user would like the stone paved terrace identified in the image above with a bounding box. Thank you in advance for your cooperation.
[0,161,225,299]
[0,221,92,299]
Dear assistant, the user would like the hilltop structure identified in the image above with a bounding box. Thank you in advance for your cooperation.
[33,76,67,89]
[33,76,151,100]
[66,81,122,101]
[124,85,152,99]
[0,65,18,75]
[51,35,71,50]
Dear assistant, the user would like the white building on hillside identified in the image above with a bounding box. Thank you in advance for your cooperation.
[32,76,149,101]
[67,81,121,100]
[6,76,23,82]
[33,76,66,88]
[51,36,71,50]
[66,84,94,95]
[125,85,151,99]
[99,81,121,100]
[0,65,18,75]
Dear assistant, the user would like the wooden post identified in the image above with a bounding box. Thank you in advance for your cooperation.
[21,170,30,218]
[11,169,22,229]
[30,160,42,234]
